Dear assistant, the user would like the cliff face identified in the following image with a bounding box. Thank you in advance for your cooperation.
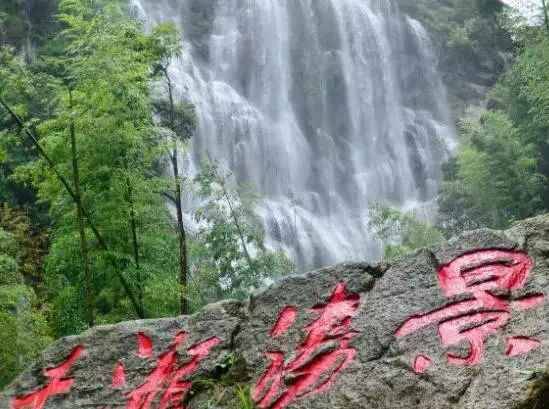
[167,0,513,122]
[3,0,512,126]
[2,214,548,409]
[0,0,58,54]
[399,0,514,119]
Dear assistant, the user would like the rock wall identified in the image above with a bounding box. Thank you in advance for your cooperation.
[399,0,514,120]
[2,214,549,409]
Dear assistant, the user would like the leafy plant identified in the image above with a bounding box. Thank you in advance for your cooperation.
[191,161,293,306]
[369,204,445,261]
[438,28,549,234]
[0,225,52,388]
[235,385,256,409]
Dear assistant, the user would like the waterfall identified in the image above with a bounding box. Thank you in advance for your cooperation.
[132,0,456,270]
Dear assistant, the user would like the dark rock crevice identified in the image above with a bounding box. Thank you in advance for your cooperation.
[514,369,549,409]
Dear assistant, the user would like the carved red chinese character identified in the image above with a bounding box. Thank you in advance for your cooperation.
[11,346,84,409]
[253,282,360,409]
[112,331,221,409]
[396,249,544,372]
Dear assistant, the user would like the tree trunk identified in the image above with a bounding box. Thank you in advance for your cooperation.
[220,179,255,274]
[164,67,190,315]
[543,0,549,34]
[124,158,144,313]
[171,149,189,315]
[69,90,94,327]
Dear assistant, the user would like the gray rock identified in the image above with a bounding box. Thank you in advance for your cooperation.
[2,215,549,409]
[0,301,243,409]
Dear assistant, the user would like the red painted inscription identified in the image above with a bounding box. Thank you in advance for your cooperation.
[253,283,360,409]
[396,250,544,372]
[112,361,126,389]
[117,332,221,409]
[11,346,84,409]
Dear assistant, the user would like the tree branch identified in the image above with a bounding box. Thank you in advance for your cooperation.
[161,191,177,205]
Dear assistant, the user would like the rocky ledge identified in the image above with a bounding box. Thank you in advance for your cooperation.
[2,214,549,409]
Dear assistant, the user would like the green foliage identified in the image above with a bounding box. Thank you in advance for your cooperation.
[0,226,52,388]
[369,204,445,261]
[235,386,256,409]
[0,4,24,47]
[447,23,474,51]
[438,26,549,234]
[503,33,549,198]
[149,22,183,67]
[0,204,49,287]
[191,162,293,306]
[5,0,185,334]
[439,112,545,233]
[400,0,510,57]
[153,98,197,142]
[0,228,19,285]
[48,284,87,336]
[400,0,512,114]
[0,47,57,216]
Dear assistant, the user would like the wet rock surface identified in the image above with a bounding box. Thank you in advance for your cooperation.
[2,215,549,409]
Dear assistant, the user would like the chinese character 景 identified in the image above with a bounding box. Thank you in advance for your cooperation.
[396,249,544,372]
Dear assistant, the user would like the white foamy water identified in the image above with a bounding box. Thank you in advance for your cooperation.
[132,0,455,270]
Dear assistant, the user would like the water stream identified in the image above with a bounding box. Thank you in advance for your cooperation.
[133,0,456,270]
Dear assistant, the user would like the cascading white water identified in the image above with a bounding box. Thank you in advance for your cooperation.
[132,0,456,270]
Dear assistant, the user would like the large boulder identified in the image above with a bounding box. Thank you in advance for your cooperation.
[1,215,549,409]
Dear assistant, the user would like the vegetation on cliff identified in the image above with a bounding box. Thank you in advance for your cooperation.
[438,11,549,235]
[400,0,513,114]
